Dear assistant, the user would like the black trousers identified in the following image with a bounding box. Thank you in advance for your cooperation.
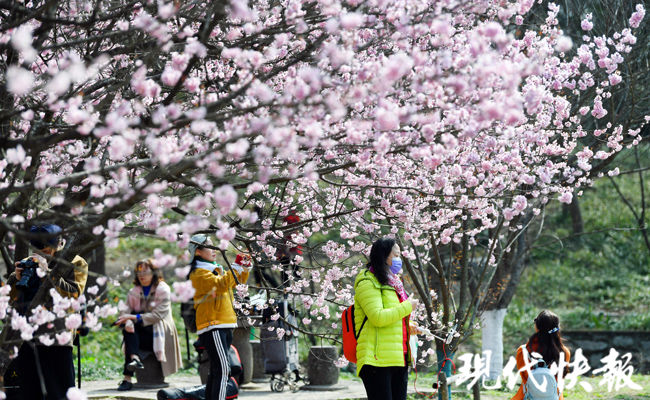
[359,365,408,400]
[122,323,154,376]
[9,342,75,400]
[199,328,232,400]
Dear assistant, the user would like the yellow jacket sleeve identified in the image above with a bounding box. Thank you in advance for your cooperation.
[355,278,412,328]
[191,267,237,295]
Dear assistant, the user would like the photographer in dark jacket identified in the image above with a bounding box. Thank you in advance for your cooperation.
[6,224,88,400]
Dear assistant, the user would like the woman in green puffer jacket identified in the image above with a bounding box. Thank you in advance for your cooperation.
[354,237,419,400]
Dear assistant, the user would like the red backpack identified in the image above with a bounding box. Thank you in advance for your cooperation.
[342,304,367,363]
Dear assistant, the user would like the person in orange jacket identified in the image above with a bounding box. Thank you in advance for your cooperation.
[511,310,571,400]
[188,234,250,400]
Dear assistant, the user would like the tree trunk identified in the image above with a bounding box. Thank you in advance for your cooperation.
[479,217,530,379]
[480,308,507,380]
[436,344,454,400]
[567,195,583,235]
[85,243,106,287]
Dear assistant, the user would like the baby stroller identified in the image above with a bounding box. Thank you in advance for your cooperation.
[260,298,308,392]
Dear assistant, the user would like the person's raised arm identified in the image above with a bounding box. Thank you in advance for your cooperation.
[355,279,412,328]
[191,267,237,295]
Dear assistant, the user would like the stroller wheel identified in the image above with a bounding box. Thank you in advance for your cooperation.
[271,379,285,392]
[287,371,299,392]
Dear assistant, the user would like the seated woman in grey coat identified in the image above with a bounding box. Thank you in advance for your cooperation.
[114,259,182,391]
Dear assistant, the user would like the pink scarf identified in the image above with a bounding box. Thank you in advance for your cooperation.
[369,267,408,301]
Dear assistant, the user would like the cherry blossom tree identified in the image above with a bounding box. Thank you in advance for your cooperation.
[477,0,650,380]
[0,0,647,397]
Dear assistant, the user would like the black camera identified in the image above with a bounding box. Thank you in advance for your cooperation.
[15,257,40,290]
[14,257,42,315]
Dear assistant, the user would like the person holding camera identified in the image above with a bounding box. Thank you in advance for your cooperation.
[6,224,88,400]
[114,259,182,391]
[188,234,251,400]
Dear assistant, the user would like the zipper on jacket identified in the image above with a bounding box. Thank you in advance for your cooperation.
[374,329,378,360]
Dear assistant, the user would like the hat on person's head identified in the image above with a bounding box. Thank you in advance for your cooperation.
[188,234,208,262]
[30,224,63,250]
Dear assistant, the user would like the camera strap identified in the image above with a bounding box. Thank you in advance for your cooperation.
[29,341,48,397]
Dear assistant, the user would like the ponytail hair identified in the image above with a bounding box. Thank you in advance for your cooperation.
[367,237,395,286]
[527,310,569,376]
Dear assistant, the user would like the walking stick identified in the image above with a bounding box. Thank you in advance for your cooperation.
[76,335,81,388]
[186,327,191,362]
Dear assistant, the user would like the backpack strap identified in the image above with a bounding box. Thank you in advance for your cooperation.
[354,286,382,340]
[355,316,368,340]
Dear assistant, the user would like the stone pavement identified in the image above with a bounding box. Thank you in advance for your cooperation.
[84,375,437,399]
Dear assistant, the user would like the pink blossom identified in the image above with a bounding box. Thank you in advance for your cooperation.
[183,77,201,93]
[11,26,36,62]
[161,66,182,86]
[555,36,573,52]
[275,327,286,339]
[153,248,176,267]
[175,266,191,279]
[171,280,196,302]
[11,25,33,51]
[335,356,350,368]
[6,66,35,96]
[381,53,413,82]
[247,182,264,193]
[38,335,55,346]
[185,39,207,58]
[65,314,82,330]
[108,135,134,160]
[518,0,535,15]
[340,13,364,29]
[629,4,645,28]
[171,52,189,71]
[157,1,176,19]
[430,18,452,36]
[249,82,276,103]
[6,145,26,165]
[608,74,622,86]
[558,192,573,204]
[84,312,102,332]
[230,0,255,21]
[581,14,593,31]
[591,97,608,119]
[46,72,71,96]
[214,185,238,215]
[482,22,504,38]
[226,138,250,158]
[375,108,399,131]
[216,226,237,241]
[481,102,503,121]
[56,331,73,345]
[66,387,88,400]
[513,195,527,212]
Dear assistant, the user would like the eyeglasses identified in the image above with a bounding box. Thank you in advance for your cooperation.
[136,269,153,276]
